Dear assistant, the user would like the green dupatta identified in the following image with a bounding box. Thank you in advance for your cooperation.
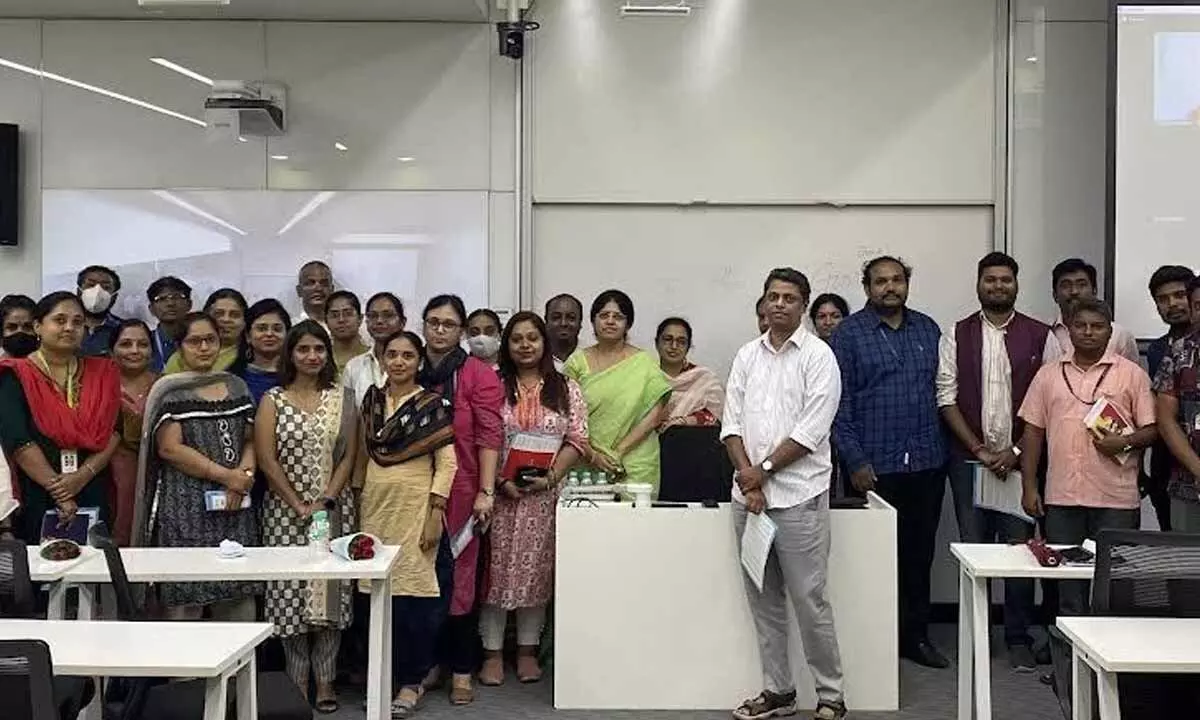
[563,348,671,493]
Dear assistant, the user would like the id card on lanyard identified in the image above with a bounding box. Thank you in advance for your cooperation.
[60,449,79,474]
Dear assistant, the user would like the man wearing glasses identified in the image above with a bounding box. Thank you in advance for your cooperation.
[146,276,193,372]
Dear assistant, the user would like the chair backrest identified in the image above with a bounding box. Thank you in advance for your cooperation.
[0,639,59,720]
[658,426,734,503]
[1093,529,1200,617]
[0,538,35,619]
[87,522,140,621]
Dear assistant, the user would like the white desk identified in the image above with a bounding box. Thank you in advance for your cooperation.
[555,493,899,711]
[952,543,1095,720]
[27,545,99,620]
[0,619,272,720]
[54,546,400,720]
[1057,616,1200,720]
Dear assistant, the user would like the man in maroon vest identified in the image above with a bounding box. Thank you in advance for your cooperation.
[936,252,1049,671]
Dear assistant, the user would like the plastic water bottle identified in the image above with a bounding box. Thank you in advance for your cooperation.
[580,469,594,486]
[308,509,331,560]
[595,470,610,486]
[567,469,580,486]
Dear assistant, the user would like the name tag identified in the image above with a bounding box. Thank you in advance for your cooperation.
[60,449,79,475]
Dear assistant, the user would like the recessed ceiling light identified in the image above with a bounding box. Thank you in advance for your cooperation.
[397,156,414,163]
[237,136,247,143]
[1026,56,1038,63]
[139,0,231,7]
[621,2,691,16]
[149,57,214,86]
[334,142,348,152]
[270,154,289,160]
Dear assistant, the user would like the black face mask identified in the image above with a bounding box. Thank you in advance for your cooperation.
[1,332,39,358]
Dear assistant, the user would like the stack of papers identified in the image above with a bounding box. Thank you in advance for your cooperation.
[972,463,1033,524]
[740,512,777,592]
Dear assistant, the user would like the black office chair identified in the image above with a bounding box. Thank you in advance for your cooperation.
[0,639,59,720]
[658,426,733,503]
[87,523,312,720]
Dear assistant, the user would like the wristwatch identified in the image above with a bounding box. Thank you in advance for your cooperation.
[480,487,495,497]
[760,459,775,475]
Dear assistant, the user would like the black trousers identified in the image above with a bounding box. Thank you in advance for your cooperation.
[874,466,946,648]
[1044,505,1139,616]
[392,534,454,688]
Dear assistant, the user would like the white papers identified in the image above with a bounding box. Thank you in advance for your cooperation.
[740,511,777,592]
[971,463,1033,524]
[451,516,476,559]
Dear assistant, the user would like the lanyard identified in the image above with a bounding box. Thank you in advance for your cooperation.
[1061,362,1113,405]
[31,349,79,408]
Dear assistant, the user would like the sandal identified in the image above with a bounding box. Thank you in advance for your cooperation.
[732,689,798,720]
[812,701,847,720]
[391,686,423,719]
[478,652,505,686]
[314,685,339,715]
[516,646,542,683]
[449,673,474,705]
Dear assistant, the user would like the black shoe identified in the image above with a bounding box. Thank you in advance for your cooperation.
[1034,642,1052,665]
[1039,672,1055,686]
[1007,644,1037,673]
[901,639,950,669]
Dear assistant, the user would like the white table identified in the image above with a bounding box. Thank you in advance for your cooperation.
[555,493,899,711]
[952,542,1095,720]
[26,545,98,619]
[1057,616,1200,720]
[53,545,400,720]
[0,619,272,720]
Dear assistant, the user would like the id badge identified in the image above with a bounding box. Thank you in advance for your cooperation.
[1193,413,1200,432]
[60,449,79,474]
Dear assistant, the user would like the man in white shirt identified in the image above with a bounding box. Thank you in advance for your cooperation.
[722,268,845,720]
[1042,258,1139,365]
[936,252,1049,671]
[342,291,406,408]
[295,260,333,329]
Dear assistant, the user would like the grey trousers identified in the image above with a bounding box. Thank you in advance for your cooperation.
[733,492,844,706]
[1172,497,1200,533]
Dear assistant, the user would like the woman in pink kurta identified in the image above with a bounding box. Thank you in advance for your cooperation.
[478,311,588,685]
[418,295,503,705]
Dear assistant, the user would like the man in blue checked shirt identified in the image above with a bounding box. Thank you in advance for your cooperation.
[830,255,949,669]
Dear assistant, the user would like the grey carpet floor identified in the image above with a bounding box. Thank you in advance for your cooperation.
[328,624,1066,720]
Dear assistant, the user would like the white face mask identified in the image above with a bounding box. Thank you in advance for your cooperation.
[79,285,113,315]
[467,334,501,360]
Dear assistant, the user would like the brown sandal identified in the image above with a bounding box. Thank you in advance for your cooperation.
[449,673,474,705]
[516,646,543,683]
[478,652,505,686]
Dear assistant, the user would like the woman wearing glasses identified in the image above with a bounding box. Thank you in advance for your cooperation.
[342,292,406,409]
[132,312,260,620]
[419,294,503,706]
[230,299,292,407]
[654,317,723,429]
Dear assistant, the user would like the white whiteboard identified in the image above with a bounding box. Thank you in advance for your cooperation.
[531,0,997,204]
[533,205,994,381]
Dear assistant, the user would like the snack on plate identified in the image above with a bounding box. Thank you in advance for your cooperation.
[39,538,82,562]
[330,532,379,561]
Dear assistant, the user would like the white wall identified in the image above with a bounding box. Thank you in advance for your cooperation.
[0,19,517,311]
[1009,0,1109,322]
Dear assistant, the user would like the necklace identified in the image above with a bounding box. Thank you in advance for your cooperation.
[32,350,79,408]
[1061,361,1113,405]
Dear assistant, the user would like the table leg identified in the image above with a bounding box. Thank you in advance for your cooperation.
[970,575,992,720]
[957,567,973,720]
[234,652,258,720]
[1095,668,1121,720]
[47,582,67,620]
[77,584,96,620]
[368,581,392,720]
[204,672,230,720]
[1072,649,1094,720]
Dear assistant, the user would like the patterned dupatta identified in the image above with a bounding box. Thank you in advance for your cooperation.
[362,385,455,466]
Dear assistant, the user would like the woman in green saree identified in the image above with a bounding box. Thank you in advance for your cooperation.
[563,289,671,496]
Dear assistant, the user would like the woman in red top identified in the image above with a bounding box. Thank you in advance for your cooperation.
[418,294,503,706]
[0,291,121,544]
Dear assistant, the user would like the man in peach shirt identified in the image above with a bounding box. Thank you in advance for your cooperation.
[1017,298,1158,615]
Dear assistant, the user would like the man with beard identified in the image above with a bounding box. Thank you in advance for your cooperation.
[936,252,1048,671]
[1142,265,1196,531]
[544,293,582,369]
[831,255,948,668]
[77,264,123,356]
[296,260,334,328]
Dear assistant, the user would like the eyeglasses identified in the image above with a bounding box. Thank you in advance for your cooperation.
[366,311,400,323]
[252,323,286,334]
[425,318,461,332]
[183,335,219,348]
[153,292,191,304]
[327,309,359,321]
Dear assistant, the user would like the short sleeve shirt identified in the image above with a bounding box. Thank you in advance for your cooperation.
[1152,332,1200,503]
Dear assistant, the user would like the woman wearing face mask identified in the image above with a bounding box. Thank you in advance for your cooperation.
[466,309,502,370]
[132,312,259,620]
[564,289,672,496]
[654,317,723,429]
[358,331,457,718]
[0,294,38,359]
[478,312,588,686]
[107,320,156,546]
[0,291,121,544]
[164,288,247,374]
[257,321,358,713]
[418,294,503,706]
[230,299,292,406]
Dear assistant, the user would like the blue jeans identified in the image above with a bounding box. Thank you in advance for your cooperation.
[948,457,1036,646]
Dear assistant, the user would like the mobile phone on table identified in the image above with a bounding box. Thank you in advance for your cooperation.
[1060,546,1095,564]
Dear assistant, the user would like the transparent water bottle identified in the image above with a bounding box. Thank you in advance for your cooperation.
[308,508,331,561]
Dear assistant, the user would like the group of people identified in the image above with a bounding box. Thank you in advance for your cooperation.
[2,249,1195,720]
[0,261,725,717]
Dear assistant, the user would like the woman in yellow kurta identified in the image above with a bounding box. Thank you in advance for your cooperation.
[357,330,456,719]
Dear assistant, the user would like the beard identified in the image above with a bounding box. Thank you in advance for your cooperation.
[980,296,1015,313]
